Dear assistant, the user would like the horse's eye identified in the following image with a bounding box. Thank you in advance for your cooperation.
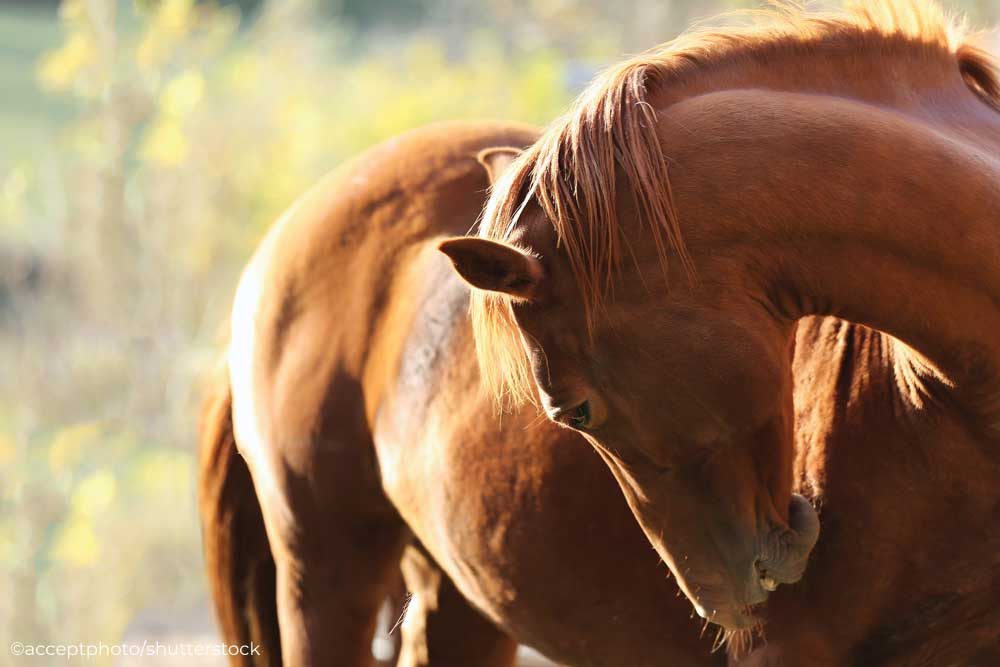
[564,401,592,430]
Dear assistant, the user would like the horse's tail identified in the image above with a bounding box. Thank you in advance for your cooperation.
[198,360,281,666]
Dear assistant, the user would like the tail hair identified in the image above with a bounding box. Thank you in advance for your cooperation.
[198,362,282,665]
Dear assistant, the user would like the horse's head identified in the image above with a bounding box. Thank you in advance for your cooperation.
[439,146,819,631]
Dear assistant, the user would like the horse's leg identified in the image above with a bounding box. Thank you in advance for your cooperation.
[256,477,410,667]
[243,378,411,667]
[396,544,518,667]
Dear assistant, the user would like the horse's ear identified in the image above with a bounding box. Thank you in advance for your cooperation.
[438,237,542,299]
[476,147,521,185]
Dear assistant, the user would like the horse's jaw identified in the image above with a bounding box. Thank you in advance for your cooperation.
[630,488,820,634]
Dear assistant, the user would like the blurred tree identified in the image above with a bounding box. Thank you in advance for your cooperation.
[326,0,430,28]
[2,1,577,659]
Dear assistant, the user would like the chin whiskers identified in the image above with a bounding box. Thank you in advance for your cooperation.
[711,626,726,653]
[715,609,765,661]
[723,627,754,660]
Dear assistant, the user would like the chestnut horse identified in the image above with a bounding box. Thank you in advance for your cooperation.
[442,0,1000,662]
[200,120,725,667]
[201,2,1000,665]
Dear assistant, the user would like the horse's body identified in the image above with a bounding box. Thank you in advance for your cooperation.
[439,2,1000,663]
[776,318,1000,666]
[201,2,1000,665]
[200,121,723,667]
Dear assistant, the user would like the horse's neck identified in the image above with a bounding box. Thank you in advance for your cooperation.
[791,317,1000,660]
[690,81,1000,425]
[855,584,1000,667]
[649,43,1000,421]
[785,119,1000,424]
[791,317,960,495]
[666,43,1000,133]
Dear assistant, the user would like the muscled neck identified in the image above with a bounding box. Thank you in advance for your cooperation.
[657,85,1000,431]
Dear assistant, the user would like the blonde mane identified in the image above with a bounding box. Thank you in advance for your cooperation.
[472,0,1000,408]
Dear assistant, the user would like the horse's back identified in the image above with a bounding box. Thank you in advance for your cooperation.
[227,120,538,526]
[238,119,538,375]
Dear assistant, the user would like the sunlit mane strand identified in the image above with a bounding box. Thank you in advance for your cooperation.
[472,0,1000,409]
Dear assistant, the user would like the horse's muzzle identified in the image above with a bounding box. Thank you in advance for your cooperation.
[752,494,821,591]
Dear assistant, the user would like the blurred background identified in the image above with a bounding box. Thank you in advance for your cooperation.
[0,0,997,665]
